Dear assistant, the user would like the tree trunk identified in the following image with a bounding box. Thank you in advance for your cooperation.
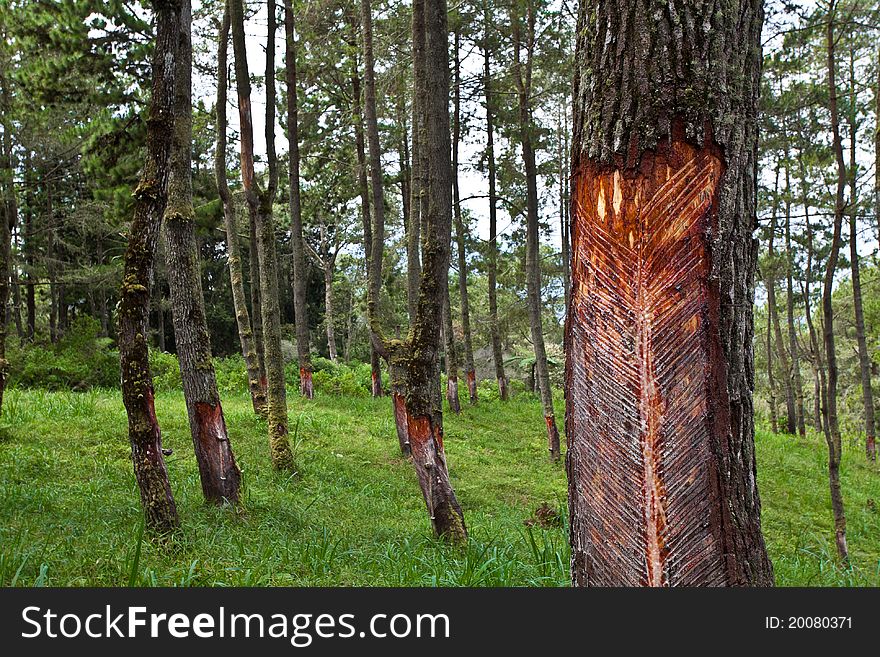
[766,308,779,434]
[248,210,266,392]
[782,159,805,437]
[399,0,466,542]
[230,0,294,471]
[284,0,313,398]
[406,9,422,326]
[846,51,875,462]
[822,5,848,562]
[451,25,476,405]
[567,0,773,585]
[214,7,266,417]
[512,2,559,460]
[767,166,796,435]
[118,0,181,533]
[348,31,383,398]
[441,284,461,414]
[163,0,240,503]
[0,67,14,413]
[482,15,506,401]
[559,103,571,311]
[323,259,338,361]
[23,151,34,343]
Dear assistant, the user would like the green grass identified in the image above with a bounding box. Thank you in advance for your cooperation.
[0,386,877,586]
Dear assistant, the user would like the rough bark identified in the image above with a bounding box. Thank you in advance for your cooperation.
[248,212,266,389]
[482,15,506,401]
[512,2,559,460]
[163,0,240,503]
[567,0,773,586]
[118,0,181,533]
[284,0,313,399]
[214,7,266,417]
[230,0,294,471]
[407,2,423,324]
[846,52,875,462]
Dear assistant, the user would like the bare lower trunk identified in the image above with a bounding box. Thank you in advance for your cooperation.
[766,310,779,433]
[567,0,772,585]
[118,0,181,533]
[214,8,265,417]
[0,71,14,413]
[323,263,337,361]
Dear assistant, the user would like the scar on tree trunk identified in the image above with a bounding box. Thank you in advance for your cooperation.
[567,132,767,585]
[389,348,411,456]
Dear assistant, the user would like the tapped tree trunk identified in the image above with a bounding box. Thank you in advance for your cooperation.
[567,0,773,585]
[164,0,240,503]
[822,4,848,562]
[398,0,465,542]
[512,2,559,460]
[214,7,265,417]
[230,0,294,471]
[284,0,313,399]
[118,0,181,532]
[482,15,506,401]
[451,25,476,405]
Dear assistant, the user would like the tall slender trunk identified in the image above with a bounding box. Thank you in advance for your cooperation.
[284,0,313,399]
[451,26,476,405]
[248,212,266,389]
[24,154,34,343]
[348,26,383,398]
[164,0,240,503]
[118,0,181,533]
[875,44,880,247]
[767,165,795,434]
[47,184,57,344]
[0,68,15,413]
[559,104,571,311]
[482,16,506,400]
[214,6,265,417]
[230,0,294,471]
[407,2,423,326]
[822,6,848,562]
[323,258,337,361]
[399,0,466,542]
[567,0,773,585]
[766,309,779,433]
[846,51,876,462]
[783,159,805,437]
[512,2,559,460]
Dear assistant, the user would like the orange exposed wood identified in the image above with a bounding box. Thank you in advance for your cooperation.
[567,137,728,586]
[300,367,314,399]
[392,391,411,455]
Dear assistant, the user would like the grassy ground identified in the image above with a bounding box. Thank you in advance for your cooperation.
[0,385,877,586]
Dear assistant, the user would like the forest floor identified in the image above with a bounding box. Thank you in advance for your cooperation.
[0,387,878,586]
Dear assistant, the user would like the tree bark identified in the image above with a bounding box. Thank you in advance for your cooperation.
[118,0,181,533]
[407,4,423,325]
[230,0,294,471]
[163,0,240,503]
[284,0,313,398]
[512,2,560,460]
[766,308,779,434]
[214,6,266,417]
[482,14,506,401]
[822,4,848,562]
[846,51,875,462]
[567,0,773,585]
